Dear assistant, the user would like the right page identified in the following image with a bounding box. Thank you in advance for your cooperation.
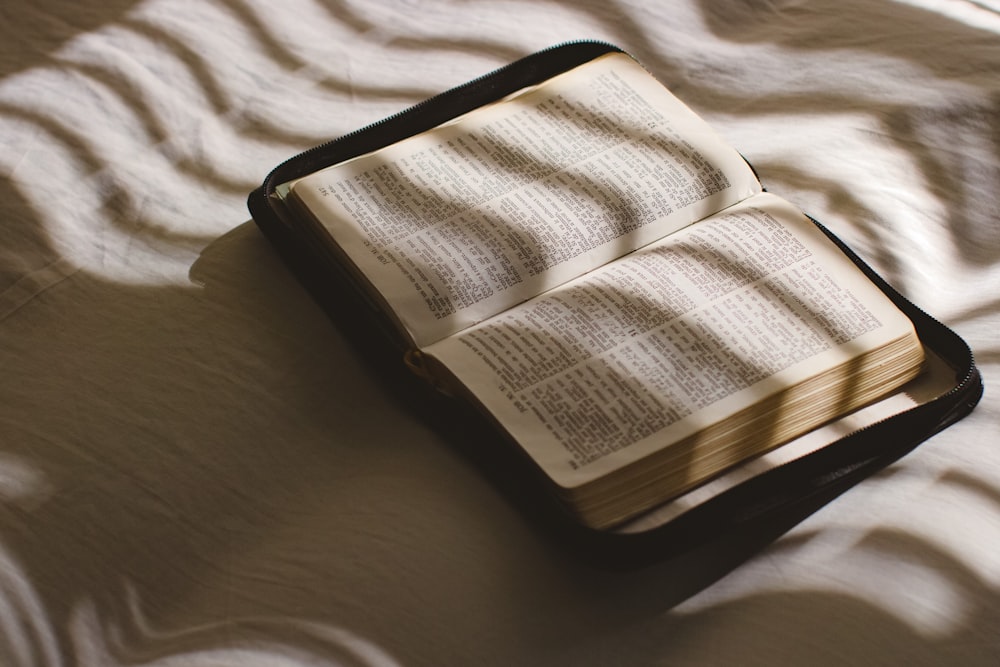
[423,193,924,527]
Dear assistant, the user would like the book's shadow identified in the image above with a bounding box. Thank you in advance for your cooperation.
[197,220,837,587]
[188,222,999,661]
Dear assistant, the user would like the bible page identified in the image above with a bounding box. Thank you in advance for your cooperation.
[288,53,761,348]
[422,194,921,490]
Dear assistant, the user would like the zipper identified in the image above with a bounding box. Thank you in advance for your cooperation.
[253,39,982,528]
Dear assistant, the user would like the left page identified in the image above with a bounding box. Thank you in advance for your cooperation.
[286,52,761,348]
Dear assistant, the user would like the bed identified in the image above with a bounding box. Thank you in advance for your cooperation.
[2,1,998,664]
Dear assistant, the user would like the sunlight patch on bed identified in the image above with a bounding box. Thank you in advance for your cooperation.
[67,587,405,667]
[896,0,1000,33]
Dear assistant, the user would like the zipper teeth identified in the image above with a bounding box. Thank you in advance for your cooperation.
[261,39,621,195]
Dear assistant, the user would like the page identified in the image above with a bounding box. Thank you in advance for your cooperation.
[289,52,761,348]
[616,347,957,532]
[423,194,920,489]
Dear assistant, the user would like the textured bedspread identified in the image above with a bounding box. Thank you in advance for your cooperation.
[1,1,998,664]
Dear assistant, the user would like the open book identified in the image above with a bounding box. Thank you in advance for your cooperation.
[274,52,925,529]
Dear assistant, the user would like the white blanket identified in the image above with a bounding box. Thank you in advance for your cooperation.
[1,1,998,664]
